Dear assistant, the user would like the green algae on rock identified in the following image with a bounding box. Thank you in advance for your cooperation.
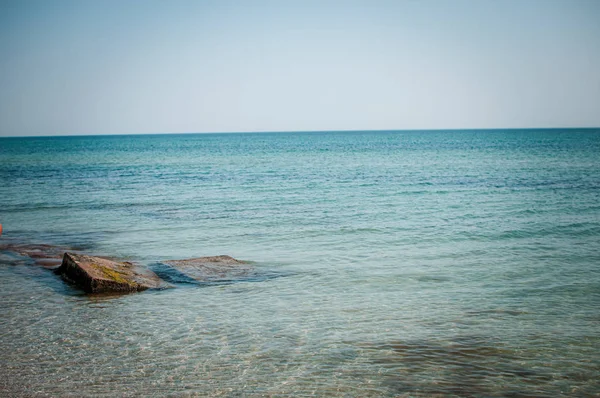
[57,252,164,293]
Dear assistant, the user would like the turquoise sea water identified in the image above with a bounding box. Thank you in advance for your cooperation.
[1,129,599,396]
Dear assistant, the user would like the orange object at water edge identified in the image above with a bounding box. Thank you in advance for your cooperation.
[0,224,2,237]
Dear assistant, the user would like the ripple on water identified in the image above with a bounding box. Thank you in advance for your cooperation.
[2,131,600,396]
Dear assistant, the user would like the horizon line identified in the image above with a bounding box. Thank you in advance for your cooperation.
[1,126,599,139]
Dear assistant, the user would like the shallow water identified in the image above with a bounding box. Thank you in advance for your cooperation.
[1,130,599,396]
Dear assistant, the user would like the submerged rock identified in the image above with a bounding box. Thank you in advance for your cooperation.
[163,255,251,281]
[0,242,78,268]
[57,252,164,293]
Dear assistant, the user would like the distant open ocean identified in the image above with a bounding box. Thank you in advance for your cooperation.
[1,129,599,396]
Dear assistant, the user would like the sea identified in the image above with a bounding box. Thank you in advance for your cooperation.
[1,129,599,396]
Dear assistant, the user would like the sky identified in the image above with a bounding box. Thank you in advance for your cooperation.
[0,0,599,136]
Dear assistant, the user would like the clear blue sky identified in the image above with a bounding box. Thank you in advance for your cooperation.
[1,0,599,136]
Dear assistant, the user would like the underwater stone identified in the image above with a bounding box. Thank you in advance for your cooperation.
[163,255,251,281]
[0,243,77,268]
[57,252,164,293]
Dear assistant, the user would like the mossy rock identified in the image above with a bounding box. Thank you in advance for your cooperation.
[57,252,164,293]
